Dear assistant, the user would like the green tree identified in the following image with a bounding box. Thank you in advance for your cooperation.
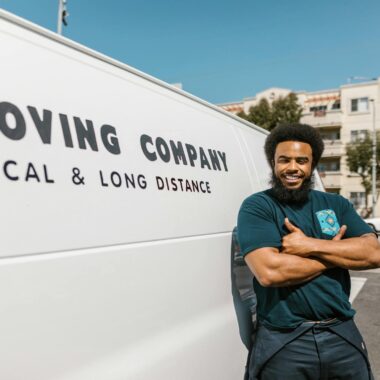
[346,134,380,215]
[237,93,303,131]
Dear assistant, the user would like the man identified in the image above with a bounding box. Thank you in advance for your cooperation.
[237,123,380,380]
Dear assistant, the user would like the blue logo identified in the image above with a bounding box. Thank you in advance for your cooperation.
[316,209,340,236]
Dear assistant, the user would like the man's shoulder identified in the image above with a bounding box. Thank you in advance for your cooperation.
[241,189,274,208]
[310,189,349,205]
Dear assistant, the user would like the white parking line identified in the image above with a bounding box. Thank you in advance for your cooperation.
[350,277,367,303]
[362,268,380,274]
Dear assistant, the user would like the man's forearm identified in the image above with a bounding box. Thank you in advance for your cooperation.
[268,254,331,287]
[245,248,332,287]
[309,234,380,270]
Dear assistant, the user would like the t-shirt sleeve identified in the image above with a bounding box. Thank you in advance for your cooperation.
[237,195,282,257]
[339,196,374,238]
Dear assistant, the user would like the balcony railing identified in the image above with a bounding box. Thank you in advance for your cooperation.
[301,110,342,127]
[322,140,344,157]
[318,171,342,189]
[314,110,326,117]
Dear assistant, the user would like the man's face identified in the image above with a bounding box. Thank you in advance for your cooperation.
[273,141,313,190]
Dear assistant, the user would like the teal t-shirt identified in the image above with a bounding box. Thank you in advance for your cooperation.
[237,189,373,330]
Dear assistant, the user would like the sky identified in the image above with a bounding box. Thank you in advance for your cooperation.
[1,0,379,104]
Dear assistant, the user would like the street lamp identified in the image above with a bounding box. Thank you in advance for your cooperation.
[370,99,377,217]
[57,0,69,35]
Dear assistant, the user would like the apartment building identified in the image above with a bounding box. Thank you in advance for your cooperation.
[219,78,380,215]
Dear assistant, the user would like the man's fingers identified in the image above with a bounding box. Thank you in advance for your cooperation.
[333,225,347,241]
[284,218,300,232]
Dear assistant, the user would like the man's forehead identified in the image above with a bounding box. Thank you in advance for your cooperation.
[275,141,312,156]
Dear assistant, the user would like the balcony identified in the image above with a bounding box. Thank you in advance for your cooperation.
[301,110,342,128]
[321,140,344,157]
[318,171,342,189]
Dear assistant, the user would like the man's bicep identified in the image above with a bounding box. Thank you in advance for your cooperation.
[244,247,280,285]
[359,233,380,246]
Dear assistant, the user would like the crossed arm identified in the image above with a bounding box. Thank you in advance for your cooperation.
[245,248,333,287]
[245,219,380,287]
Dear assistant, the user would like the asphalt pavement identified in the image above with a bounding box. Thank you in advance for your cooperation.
[350,268,380,380]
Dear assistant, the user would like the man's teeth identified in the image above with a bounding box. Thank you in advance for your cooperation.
[285,175,300,179]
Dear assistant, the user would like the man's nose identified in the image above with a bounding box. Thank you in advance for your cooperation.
[287,160,298,171]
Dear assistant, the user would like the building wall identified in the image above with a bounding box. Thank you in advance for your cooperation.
[219,79,380,216]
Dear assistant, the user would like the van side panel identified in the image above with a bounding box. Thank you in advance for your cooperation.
[0,235,247,380]
[0,11,267,380]
[236,126,270,190]
[0,15,255,258]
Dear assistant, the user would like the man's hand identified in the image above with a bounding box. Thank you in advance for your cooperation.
[332,224,347,241]
[282,218,347,257]
[281,218,313,257]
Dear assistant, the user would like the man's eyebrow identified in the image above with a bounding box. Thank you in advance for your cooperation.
[277,155,309,160]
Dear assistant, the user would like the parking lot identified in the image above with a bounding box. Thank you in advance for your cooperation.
[351,268,380,379]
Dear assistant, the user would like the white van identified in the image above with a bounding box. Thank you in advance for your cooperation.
[0,9,324,380]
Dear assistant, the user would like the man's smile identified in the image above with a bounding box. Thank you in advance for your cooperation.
[281,173,304,186]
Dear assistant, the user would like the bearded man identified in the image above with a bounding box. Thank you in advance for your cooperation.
[237,123,380,380]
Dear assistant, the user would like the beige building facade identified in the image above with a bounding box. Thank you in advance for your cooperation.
[219,78,380,215]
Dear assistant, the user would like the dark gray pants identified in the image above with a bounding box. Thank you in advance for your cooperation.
[248,319,373,380]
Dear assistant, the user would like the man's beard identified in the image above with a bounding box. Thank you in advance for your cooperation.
[270,172,314,205]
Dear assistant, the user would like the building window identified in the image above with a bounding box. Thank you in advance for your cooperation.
[350,192,366,208]
[318,158,340,172]
[351,130,368,143]
[310,105,327,112]
[319,129,340,141]
[331,100,341,110]
[351,97,369,112]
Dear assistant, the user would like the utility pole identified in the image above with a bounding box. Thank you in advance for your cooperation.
[57,0,68,35]
[371,99,377,217]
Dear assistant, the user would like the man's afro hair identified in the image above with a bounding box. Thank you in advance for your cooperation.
[264,123,324,169]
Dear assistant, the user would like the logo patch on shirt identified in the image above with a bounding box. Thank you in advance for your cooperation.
[316,209,340,236]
